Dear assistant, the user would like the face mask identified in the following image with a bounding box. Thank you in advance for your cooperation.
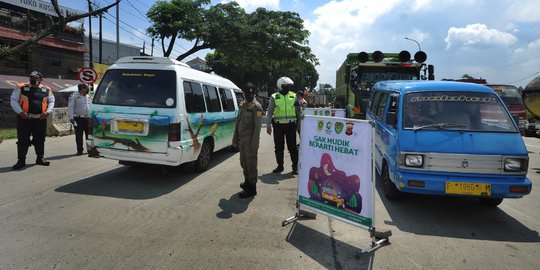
[245,89,254,102]
[30,79,37,85]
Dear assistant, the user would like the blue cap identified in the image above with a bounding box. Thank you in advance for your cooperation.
[78,83,89,90]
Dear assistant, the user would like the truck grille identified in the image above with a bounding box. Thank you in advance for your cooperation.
[426,153,502,174]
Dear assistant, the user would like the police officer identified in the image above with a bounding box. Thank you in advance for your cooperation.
[10,71,55,170]
[68,83,91,155]
[266,77,298,174]
[233,82,264,198]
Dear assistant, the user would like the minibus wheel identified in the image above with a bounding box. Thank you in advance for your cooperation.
[479,197,503,207]
[382,164,401,200]
[194,141,212,172]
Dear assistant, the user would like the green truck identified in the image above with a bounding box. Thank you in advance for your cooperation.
[335,50,434,119]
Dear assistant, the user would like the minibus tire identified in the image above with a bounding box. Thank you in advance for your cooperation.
[479,198,503,207]
[382,164,401,200]
[194,141,212,172]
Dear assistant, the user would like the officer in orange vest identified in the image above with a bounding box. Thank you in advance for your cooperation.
[10,71,55,170]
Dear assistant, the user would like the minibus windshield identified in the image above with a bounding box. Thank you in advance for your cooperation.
[93,69,177,108]
[403,91,518,132]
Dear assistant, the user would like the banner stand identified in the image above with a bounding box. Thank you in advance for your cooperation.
[282,116,391,254]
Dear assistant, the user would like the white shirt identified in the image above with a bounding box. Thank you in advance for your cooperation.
[67,91,91,119]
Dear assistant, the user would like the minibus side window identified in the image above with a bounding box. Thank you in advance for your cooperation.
[203,85,221,112]
[183,81,206,113]
[376,92,389,119]
[218,88,235,112]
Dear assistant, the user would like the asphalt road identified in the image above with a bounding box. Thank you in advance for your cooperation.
[0,133,539,270]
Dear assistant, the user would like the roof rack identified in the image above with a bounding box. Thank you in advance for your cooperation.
[115,56,190,67]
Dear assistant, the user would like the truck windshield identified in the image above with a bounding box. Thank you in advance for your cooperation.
[93,69,176,108]
[487,85,524,106]
[403,91,518,132]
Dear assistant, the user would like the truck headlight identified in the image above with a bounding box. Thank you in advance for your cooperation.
[405,154,424,167]
[504,158,528,172]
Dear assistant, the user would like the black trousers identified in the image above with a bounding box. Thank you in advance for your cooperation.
[16,115,47,160]
[74,117,89,153]
[272,122,298,168]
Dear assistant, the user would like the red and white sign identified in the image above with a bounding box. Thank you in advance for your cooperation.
[78,67,98,84]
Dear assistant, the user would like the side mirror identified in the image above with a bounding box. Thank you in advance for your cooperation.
[386,111,397,127]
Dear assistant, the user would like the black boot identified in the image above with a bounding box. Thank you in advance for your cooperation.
[239,184,257,198]
[12,159,26,170]
[36,156,50,166]
[240,181,247,190]
[272,165,284,173]
[292,165,298,175]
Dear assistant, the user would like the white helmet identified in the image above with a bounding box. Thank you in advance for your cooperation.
[277,76,294,90]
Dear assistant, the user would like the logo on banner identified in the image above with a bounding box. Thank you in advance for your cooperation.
[335,122,344,134]
[345,122,355,136]
[317,120,324,131]
[325,121,333,134]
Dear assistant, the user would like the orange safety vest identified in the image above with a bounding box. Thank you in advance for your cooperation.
[17,82,52,114]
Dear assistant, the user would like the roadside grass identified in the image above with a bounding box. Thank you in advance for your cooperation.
[0,128,17,141]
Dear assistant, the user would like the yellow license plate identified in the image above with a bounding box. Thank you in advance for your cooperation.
[118,120,144,133]
[445,182,491,196]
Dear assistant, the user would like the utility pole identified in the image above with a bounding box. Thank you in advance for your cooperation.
[116,1,120,60]
[87,0,93,68]
[151,38,154,56]
[99,13,103,64]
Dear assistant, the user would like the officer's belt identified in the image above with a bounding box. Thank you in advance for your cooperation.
[26,113,42,119]
[274,119,296,124]
[74,114,88,118]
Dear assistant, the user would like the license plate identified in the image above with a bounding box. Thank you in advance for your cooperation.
[445,182,491,196]
[117,120,144,133]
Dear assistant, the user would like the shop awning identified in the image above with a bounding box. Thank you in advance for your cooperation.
[0,74,80,92]
[0,27,87,53]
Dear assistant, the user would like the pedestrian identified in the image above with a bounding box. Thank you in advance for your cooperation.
[294,90,308,136]
[67,83,91,155]
[233,82,264,198]
[10,71,55,170]
[266,77,299,174]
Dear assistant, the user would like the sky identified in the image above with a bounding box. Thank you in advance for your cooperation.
[63,0,540,89]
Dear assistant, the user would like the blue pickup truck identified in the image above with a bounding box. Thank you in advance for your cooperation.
[367,80,531,206]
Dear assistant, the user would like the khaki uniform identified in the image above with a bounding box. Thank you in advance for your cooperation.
[233,100,264,186]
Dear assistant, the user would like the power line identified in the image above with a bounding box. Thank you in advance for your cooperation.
[502,71,540,85]
[124,0,151,23]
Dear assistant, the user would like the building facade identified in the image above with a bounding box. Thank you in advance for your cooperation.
[0,0,86,80]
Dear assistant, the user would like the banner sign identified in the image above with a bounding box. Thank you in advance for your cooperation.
[298,115,373,228]
[304,108,346,118]
[2,0,84,22]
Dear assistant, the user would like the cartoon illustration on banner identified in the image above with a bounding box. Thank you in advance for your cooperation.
[298,115,373,228]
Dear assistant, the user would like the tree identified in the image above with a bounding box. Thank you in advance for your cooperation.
[146,0,210,58]
[0,0,120,60]
[205,7,318,93]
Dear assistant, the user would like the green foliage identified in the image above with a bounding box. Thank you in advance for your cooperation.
[146,2,319,93]
[0,128,17,140]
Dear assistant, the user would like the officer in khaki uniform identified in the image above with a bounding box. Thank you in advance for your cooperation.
[233,82,264,198]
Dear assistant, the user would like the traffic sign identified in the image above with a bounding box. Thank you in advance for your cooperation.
[78,67,98,84]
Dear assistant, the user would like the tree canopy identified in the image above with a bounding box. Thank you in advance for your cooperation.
[146,2,318,92]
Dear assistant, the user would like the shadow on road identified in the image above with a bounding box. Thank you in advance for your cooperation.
[259,171,296,185]
[286,222,374,270]
[216,193,253,219]
[55,149,236,200]
[375,179,540,242]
